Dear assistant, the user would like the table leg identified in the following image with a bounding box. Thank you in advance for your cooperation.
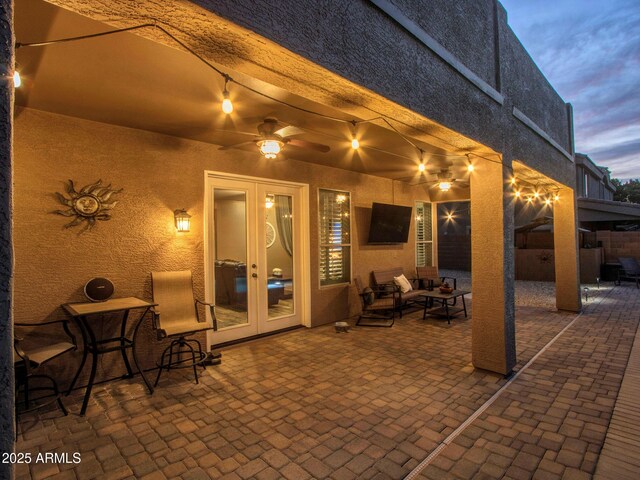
[80,317,99,416]
[67,318,89,395]
[462,295,467,318]
[445,300,451,325]
[422,297,428,320]
[120,310,134,378]
[133,308,154,395]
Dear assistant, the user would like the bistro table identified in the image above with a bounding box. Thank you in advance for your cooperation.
[420,290,470,324]
[62,297,156,415]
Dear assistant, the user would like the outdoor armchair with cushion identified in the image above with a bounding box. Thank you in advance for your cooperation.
[354,276,399,327]
[416,266,457,291]
[618,257,640,289]
[151,270,218,386]
[14,319,77,418]
[372,267,428,317]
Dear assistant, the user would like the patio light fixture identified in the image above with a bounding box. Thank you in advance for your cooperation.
[351,137,360,150]
[257,138,283,159]
[13,69,21,88]
[438,181,452,192]
[265,194,275,208]
[174,209,191,232]
[221,75,233,114]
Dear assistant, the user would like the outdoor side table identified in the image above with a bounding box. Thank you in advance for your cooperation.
[62,297,156,415]
[420,290,470,324]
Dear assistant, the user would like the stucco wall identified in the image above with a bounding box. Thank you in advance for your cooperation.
[389,0,498,88]
[14,107,429,384]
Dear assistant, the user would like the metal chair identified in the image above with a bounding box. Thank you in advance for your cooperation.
[14,320,77,418]
[415,266,457,290]
[151,271,217,386]
[354,276,399,327]
[618,257,640,289]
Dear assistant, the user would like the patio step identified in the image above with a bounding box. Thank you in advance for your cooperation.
[594,322,640,479]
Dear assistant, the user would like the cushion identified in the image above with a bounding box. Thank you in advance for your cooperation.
[393,274,413,293]
[362,287,375,305]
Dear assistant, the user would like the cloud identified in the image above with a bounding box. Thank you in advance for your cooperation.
[500,0,640,179]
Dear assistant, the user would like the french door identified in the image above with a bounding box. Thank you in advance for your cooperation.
[205,173,309,345]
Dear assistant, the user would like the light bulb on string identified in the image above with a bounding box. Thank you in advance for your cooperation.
[467,164,474,172]
[515,190,521,198]
[349,120,359,150]
[418,163,426,173]
[221,76,233,114]
[554,193,560,201]
[13,70,21,88]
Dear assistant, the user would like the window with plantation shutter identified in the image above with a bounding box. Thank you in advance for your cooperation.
[415,201,433,267]
[319,189,351,286]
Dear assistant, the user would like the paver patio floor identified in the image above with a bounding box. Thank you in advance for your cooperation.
[14,284,639,480]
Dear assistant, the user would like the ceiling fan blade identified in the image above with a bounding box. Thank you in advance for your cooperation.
[275,125,305,137]
[218,141,255,151]
[215,128,257,137]
[287,138,330,153]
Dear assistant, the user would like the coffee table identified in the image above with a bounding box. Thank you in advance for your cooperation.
[420,290,470,324]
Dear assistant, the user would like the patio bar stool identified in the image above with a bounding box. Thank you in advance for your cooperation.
[151,270,217,386]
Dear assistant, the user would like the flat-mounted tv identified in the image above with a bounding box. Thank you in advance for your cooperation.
[368,202,412,244]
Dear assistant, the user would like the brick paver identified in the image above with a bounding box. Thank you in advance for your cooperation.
[415,284,639,479]
[15,284,638,479]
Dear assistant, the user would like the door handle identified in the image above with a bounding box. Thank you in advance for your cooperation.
[252,273,258,278]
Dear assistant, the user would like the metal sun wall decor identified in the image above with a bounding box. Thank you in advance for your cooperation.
[53,179,122,232]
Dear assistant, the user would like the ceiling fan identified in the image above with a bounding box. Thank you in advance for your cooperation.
[419,168,469,191]
[219,117,330,159]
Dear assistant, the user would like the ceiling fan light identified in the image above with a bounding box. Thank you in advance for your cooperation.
[258,139,283,159]
[438,181,452,192]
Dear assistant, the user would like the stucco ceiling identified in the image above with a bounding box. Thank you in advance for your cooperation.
[15,0,476,186]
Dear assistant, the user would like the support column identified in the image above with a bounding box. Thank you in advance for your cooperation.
[554,188,581,312]
[470,157,516,375]
[0,0,16,472]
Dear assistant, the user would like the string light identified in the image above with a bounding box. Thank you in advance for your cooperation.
[467,164,474,172]
[418,163,426,173]
[554,193,560,201]
[13,70,21,88]
[511,177,517,185]
[15,22,509,175]
[515,190,521,198]
[221,76,233,114]
[545,198,552,206]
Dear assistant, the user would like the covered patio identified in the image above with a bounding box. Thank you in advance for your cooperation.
[14,282,638,480]
[2,0,591,477]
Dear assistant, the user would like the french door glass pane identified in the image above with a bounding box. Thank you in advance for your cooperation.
[213,189,249,328]
[266,194,294,318]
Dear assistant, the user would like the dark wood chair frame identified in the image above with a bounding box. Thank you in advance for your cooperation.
[354,277,400,327]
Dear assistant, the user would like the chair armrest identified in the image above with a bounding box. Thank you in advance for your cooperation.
[13,338,30,366]
[15,319,77,349]
[195,299,217,331]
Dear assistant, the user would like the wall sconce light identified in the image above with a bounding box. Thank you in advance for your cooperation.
[265,194,275,209]
[174,209,191,232]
